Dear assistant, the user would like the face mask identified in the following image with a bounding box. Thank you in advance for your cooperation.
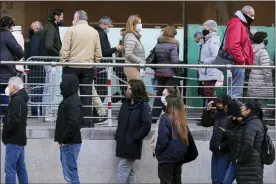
[264,39,268,46]
[202,30,209,36]
[5,87,10,96]
[161,96,166,105]
[28,28,34,36]
[136,23,142,33]
[216,107,224,112]
[58,19,64,26]
[243,13,254,25]
[72,21,76,26]
[104,27,110,34]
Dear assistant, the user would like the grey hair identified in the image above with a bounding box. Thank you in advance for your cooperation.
[99,16,112,25]
[241,5,254,15]
[194,31,203,38]
[33,21,43,30]
[203,20,218,32]
[75,10,88,21]
[9,77,24,90]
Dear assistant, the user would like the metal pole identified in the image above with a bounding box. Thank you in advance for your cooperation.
[183,0,188,104]
[107,66,113,126]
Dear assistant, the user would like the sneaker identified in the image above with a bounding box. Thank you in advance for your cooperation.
[94,115,108,125]
[44,117,56,122]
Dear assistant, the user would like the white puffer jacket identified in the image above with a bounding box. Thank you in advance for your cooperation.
[248,43,274,97]
[11,26,25,72]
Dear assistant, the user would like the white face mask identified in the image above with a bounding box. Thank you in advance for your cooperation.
[136,23,143,33]
[5,87,10,96]
[104,27,110,34]
[161,96,166,105]
[72,21,76,26]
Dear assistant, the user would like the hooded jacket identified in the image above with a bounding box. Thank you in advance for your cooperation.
[248,43,274,98]
[0,27,24,83]
[154,36,180,76]
[2,89,29,146]
[54,74,83,144]
[198,32,221,81]
[224,11,254,65]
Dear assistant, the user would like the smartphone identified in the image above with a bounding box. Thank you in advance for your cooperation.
[219,127,226,132]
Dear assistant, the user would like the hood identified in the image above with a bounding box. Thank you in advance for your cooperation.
[252,43,266,54]
[158,36,180,48]
[234,10,247,24]
[60,74,79,98]
[11,26,22,33]
[204,31,219,42]
[12,89,29,102]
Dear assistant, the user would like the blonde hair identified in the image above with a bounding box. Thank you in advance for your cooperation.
[126,14,141,33]
[163,26,177,38]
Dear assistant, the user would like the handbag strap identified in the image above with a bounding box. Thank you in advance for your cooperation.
[219,27,228,50]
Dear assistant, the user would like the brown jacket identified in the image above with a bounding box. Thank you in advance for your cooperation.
[60,20,102,68]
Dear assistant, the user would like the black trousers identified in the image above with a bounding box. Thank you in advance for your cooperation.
[152,77,180,123]
[113,63,127,102]
[158,163,182,184]
[95,68,108,102]
[62,67,94,123]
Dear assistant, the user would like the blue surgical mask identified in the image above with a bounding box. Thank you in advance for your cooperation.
[161,96,166,105]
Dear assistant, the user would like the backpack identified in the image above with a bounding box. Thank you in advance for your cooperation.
[261,123,275,165]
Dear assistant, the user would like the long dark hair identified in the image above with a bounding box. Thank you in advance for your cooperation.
[244,100,264,121]
[129,79,149,102]
[166,86,181,97]
[166,95,188,145]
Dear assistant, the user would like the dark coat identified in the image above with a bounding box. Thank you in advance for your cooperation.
[201,109,230,156]
[2,89,29,146]
[154,36,180,76]
[54,74,83,145]
[93,25,117,58]
[40,22,62,56]
[115,99,152,160]
[155,113,188,164]
[0,28,24,83]
[230,115,265,183]
[27,31,45,84]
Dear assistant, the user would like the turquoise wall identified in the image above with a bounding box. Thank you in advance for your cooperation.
[187,25,275,108]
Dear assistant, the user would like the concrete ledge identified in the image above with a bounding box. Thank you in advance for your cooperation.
[1,123,275,141]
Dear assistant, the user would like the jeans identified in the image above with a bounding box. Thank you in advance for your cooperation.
[158,163,182,184]
[0,84,9,123]
[211,154,230,184]
[228,68,245,99]
[5,144,28,184]
[152,77,180,123]
[43,66,57,117]
[31,87,43,116]
[117,158,136,184]
[63,67,94,124]
[223,162,236,184]
[60,144,81,184]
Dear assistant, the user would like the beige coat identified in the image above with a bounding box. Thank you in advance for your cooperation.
[60,20,102,68]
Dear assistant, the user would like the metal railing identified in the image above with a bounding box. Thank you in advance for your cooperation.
[0,57,275,127]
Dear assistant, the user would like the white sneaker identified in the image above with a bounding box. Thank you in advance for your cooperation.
[44,117,56,122]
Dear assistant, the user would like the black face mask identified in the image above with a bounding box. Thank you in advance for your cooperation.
[264,39,268,46]
[216,107,224,112]
[243,13,254,25]
[28,28,34,36]
[202,30,209,36]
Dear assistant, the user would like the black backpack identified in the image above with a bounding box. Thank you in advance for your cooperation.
[261,123,275,165]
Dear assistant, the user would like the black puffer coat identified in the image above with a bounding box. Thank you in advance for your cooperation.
[201,109,230,156]
[231,115,265,184]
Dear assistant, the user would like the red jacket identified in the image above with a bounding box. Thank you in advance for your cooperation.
[224,17,254,65]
